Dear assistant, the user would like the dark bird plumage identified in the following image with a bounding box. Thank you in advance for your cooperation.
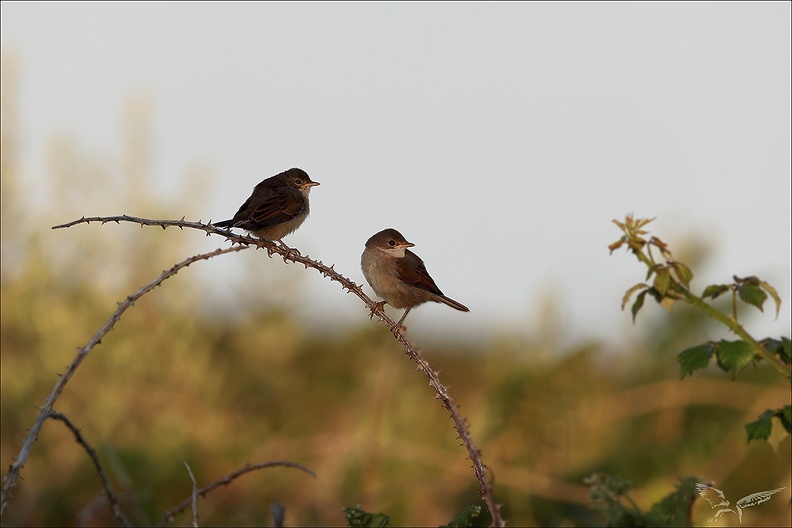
[215,168,319,241]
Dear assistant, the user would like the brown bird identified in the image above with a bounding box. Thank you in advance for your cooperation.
[215,168,319,244]
[361,228,469,328]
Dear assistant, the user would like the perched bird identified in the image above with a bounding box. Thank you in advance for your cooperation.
[695,483,786,524]
[214,168,319,244]
[361,228,469,328]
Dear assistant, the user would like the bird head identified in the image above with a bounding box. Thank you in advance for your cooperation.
[366,228,415,258]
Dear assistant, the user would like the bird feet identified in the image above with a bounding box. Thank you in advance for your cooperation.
[369,301,387,320]
[278,240,301,261]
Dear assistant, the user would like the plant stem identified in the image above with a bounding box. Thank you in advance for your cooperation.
[680,290,790,379]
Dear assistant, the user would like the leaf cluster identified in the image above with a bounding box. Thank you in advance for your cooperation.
[343,504,483,528]
[585,473,698,527]
[678,337,791,379]
[611,215,790,446]
[343,505,391,527]
[612,218,781,324]
[744,405,792,443]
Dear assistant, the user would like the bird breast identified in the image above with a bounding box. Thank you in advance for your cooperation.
[362,251,413,308]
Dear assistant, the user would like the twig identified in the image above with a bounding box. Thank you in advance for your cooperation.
[183,462,199,528]
[391,331,502,524]
[9,216,504,526]
[0,245,247,516]
[48,412,132,528]
[157,461,316,527]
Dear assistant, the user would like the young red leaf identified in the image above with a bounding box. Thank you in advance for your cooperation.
[608,238,626,254]
[622,283,649,311]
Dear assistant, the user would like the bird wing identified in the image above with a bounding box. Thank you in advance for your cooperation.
[247,186,305,229]
[696,484,728,509]
[736,487,786,509]
[396,250,444,296]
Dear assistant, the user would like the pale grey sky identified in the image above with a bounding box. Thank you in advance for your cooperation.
[2,2,790,345]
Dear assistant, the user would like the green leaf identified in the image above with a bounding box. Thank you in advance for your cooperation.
[440,505,482,528]
[745,410,775,443]
[645,476,699,527]
[737,284,768,312]
[631,289,649,323]
[717,340,754,378]
[677,345,714,379]
[760,338,791,365]
[585,472,644,526]
[701,284,729,300]
[343,505,390,527]
[782,337,792,363]
[759,280,782,318]
[672,262,693,288]
[653,268,671,297]
[777,405,792,434]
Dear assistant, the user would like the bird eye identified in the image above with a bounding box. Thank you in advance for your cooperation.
[388,240,396,246]
[294,179,303,185]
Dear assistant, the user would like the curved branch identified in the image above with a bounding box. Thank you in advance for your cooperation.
[48,412,132,527]
[8,216,505,526]
[0,244,247,516]
[157,461,316,527]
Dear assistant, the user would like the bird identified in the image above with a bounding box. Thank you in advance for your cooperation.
[695,483,786,524]
[361,228,469,328]
[214,168,319,247]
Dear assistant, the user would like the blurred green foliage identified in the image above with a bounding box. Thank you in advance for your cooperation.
[1,58,790,526]
[585,473,698,527]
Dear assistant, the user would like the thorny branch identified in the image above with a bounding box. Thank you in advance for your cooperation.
[3,215,504,526]
[0,243,247,517]
[48,413,132,528]
[157,462,316,527]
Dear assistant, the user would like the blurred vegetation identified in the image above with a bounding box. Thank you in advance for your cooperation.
[1,56,790,527]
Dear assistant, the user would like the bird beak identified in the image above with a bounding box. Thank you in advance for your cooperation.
[303,181,320,188]
[398,242,415,249]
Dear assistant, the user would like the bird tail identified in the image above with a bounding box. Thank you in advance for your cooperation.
[214,219,236,228]
[437,295,469,312]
